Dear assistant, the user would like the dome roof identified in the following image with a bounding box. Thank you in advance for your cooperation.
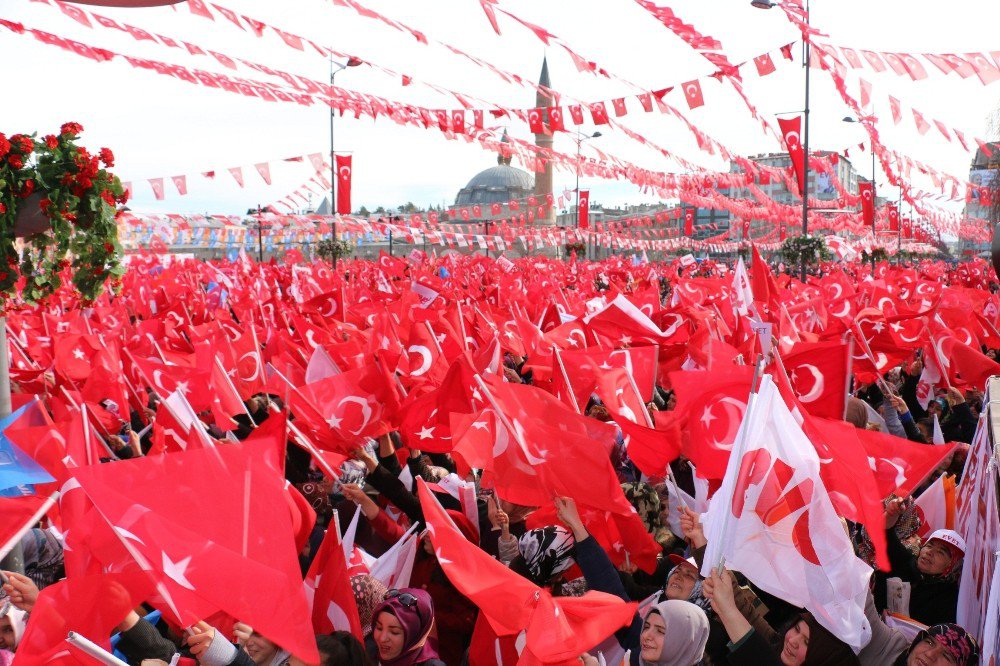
[455,164,534,206]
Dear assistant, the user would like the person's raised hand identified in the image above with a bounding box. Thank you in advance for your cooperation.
[679,506,707,548]
[703,567,736,614]
[888,394,909,415]
[885,496,907,528]
[185,621,216,658]
[2,571,38,612]
[554,496,588,541]
[352,446,378,473]
[233,622,253,646]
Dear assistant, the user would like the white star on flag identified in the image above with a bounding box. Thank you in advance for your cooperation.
[162,552,196,591]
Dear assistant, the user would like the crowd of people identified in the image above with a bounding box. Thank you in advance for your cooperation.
[0,251,995,666]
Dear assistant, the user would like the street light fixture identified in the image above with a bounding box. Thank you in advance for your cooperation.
[329,56,362,265]
[575,130,601,259]
[753,0,811,281]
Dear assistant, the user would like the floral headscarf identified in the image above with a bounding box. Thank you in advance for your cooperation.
[909,624,979,666]
[350,574,388,637]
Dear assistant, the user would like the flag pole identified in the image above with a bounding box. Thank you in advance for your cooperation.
[713,354,767,572]
[66,632,130,666]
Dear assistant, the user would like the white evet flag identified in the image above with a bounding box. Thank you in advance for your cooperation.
[956,414,1000,648]
[702,376,873,650]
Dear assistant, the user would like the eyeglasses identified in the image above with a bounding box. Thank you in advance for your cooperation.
[385,589,418,608]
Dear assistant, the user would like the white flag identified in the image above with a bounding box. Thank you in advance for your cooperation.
[956,415,1000,646]
[732,257,754,316]
[913,473,956,539]
[931,414,945,445]
[702,376,873,650]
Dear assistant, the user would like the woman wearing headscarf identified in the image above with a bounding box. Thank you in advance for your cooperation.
[508,525,577,593]
[890,624,979,666]
[552,497,710,664]
[638,599,710,666]
[352,574,389,656]
[703,568,860,666]
[875,498,963,625]
[369,588,444,666]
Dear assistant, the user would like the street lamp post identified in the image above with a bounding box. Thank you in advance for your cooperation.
[574,130,601,259]
[753,0,810,281]
[329,56,361,266]
[843,117,877,271]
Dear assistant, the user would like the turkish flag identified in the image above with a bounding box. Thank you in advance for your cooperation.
[171,174,187,195]
[568,104,584,124]
[940,335,1000,389]
[305,524,364,639]
[577,190,590,229]
[335,154,352,214]
[782,341,850,420]
[548,106,565,131]
[450,109,465,134]
[612,97,628,117]
[668,365,755,480]
[527,107,545,134]
[778,116,806,196]
[683,208,694,235]
[802,416,891,570]
[858,181,874,228]
[69,438,319,663]
[15,572,156,665]
[295,365,396,449]
[615,410,682,478]
[855,428,957,498]
[417,480,637,663]
[754,53,776,76]
[887,204,899,232]
[589,101,610,125]
[682,80,705,109]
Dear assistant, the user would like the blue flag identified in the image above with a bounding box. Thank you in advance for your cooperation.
[0,403,56,494]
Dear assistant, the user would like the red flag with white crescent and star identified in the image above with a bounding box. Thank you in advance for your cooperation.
[682,79,705,109]
[778,116,806,196]
[335,154,352,215]
[858,181,874,228]
[577,190,590,229]
[668,366,755,481]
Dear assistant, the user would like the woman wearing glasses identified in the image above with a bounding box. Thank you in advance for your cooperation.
[370,588,444,666]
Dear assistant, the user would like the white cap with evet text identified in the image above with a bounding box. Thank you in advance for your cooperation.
[926,529,966,556]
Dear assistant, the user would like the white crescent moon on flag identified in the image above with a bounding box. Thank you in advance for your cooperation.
[794,365,825,403]
[337,396,373,435]
[238,351,260,383]
[339,166,351,180]
[406,345,433,376]
[708,397,747,450]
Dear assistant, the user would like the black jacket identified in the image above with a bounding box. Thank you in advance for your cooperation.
[874,528,959,626]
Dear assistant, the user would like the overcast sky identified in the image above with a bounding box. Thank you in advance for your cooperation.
[2,0,998,218]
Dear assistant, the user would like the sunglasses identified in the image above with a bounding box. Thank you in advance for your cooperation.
[385,589,418,608]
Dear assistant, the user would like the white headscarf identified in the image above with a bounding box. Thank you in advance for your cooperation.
[638,600,710,666]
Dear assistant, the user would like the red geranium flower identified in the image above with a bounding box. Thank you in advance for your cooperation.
[60,122,84,137]
[8,155,23,169]
[0,134,9,159]
[43,135,58,149]
[98,147,114,167]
